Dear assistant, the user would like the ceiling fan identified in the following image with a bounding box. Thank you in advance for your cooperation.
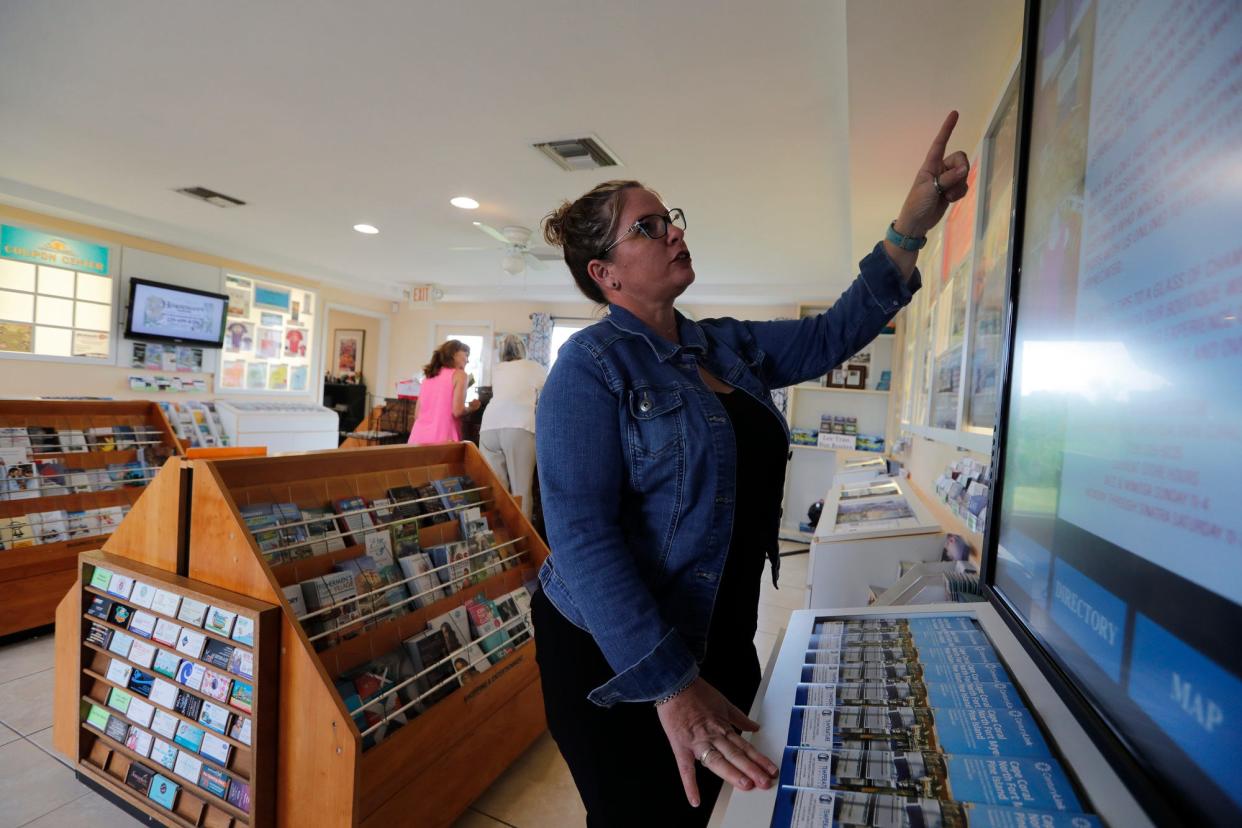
[470,222,561,275]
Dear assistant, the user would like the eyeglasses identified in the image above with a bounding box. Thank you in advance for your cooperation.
[600,208,687,257]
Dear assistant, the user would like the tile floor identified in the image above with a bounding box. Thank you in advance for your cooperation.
[0,548,808,828]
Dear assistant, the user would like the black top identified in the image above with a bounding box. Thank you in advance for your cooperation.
[704,388,790,654]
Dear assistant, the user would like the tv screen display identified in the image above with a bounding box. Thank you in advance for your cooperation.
[990,0,1242,822]
[124,278,228,347]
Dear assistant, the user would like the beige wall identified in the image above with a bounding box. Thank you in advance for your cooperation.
[0,205,390,402]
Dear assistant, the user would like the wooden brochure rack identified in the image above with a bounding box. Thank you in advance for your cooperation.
[0,400,183,636]
[71,551,279,827]
[183,443,549,828]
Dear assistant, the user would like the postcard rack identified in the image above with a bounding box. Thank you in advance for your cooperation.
[66,550,279,827]
[181,443,549,828]
[0,399,184,636]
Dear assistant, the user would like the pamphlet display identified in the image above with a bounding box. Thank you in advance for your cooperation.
[72,551,277,827]
[0,400,183,636]
[179,443,548,826]
[710,606,1151,828]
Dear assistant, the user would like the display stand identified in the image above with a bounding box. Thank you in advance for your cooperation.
[180,443,549,828]
[0,400,183,636]
[708,604,1150,828]
[70,550,279,827]
[807,477,943,608]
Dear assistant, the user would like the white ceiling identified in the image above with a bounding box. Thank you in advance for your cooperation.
[0,1,1023,305]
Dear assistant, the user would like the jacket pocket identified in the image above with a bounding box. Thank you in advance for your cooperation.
[626,385,685,458]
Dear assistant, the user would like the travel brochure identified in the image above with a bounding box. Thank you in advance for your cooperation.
[769,615,1102,827]
[219,274,314,394]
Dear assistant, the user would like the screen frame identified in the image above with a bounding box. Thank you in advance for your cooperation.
[980,1,1203,824]
[123,277,230,348]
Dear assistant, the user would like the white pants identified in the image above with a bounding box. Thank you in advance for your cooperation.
[479,428,536,519]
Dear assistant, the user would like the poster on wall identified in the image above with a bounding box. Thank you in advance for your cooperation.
[0,322,34,353]
[284,327,307,358]
[245,362,268,389]
[225,276,251,317]
[214,273,316,396]
[268,364,289,390]
[225,321,254,353]
[256,327,282,359]
[221,360,246,389]
[333,329,364,378]
[253,286,290,312]
[72,331,110,359]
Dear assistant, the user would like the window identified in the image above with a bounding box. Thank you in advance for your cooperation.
[548,321,589,371]
[435,323,492,403]
[0,259,115,361]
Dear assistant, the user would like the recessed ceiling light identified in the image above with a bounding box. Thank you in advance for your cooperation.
[472,221,482,226]
[353,224,379,234]
[451,196,480,210]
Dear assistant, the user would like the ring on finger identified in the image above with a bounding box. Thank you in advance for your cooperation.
[933,174,946,199]
[698,746,719,765]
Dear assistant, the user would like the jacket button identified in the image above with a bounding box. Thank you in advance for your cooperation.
[708,415,725,424]
[715,496,731,505]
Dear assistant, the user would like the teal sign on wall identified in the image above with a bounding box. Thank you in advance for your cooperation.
[0,225,110,274]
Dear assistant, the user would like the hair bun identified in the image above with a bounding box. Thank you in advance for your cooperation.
[542,201,572,247]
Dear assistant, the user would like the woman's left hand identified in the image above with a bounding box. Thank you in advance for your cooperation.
[895,110,971,238]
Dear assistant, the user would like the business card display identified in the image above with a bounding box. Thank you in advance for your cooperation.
[78,555,266,825]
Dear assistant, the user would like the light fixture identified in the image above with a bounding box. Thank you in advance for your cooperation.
[353,224,379,234]
[502,252,525,275]
[450,197,479,210]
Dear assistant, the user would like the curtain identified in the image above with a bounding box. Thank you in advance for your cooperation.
[529,312,553,367]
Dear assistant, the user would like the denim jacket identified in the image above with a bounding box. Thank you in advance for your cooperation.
[536,242,920,706]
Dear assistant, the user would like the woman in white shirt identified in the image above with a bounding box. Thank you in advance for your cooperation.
[479,335,547,518]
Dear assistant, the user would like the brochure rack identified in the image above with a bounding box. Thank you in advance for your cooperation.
[68,550,279,827]
[182,443,549,828]
[708,604,1149,828]
[0,400,184,636]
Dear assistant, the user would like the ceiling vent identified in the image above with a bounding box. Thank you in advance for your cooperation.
[533,136,622,172]
[175,186,246,208]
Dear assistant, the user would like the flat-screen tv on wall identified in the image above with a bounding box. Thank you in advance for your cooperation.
[986,0,1242,824]
[124,278,229,347]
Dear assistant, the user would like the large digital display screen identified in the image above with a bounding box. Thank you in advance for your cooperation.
[124,278,228,347]
[991,0,1242,822]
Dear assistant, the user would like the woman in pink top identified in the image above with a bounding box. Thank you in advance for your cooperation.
[408,340,480,445]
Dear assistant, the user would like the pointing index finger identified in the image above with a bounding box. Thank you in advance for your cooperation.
[924,110,960,168]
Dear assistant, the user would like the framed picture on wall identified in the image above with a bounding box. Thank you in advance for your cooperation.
[333,329,365,378]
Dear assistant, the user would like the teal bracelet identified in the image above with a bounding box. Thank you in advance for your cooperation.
[886,221,927,251]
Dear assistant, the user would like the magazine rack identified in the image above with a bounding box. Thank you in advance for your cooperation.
[182,443,549,828]
[70,550,279,827]
[0,400,184,636]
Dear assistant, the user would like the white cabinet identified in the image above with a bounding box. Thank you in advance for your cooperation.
[780,329,893,541]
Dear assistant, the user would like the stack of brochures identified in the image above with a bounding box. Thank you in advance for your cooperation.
[769,615,1102,827]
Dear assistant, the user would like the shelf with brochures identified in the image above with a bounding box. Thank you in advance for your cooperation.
[48,442,548,827]
[181,443,548,828]
[708,604,1150,828]
[0,400,184,636]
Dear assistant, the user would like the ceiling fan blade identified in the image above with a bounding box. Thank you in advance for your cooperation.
[524,252,549,271]
[473,222,510,244]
